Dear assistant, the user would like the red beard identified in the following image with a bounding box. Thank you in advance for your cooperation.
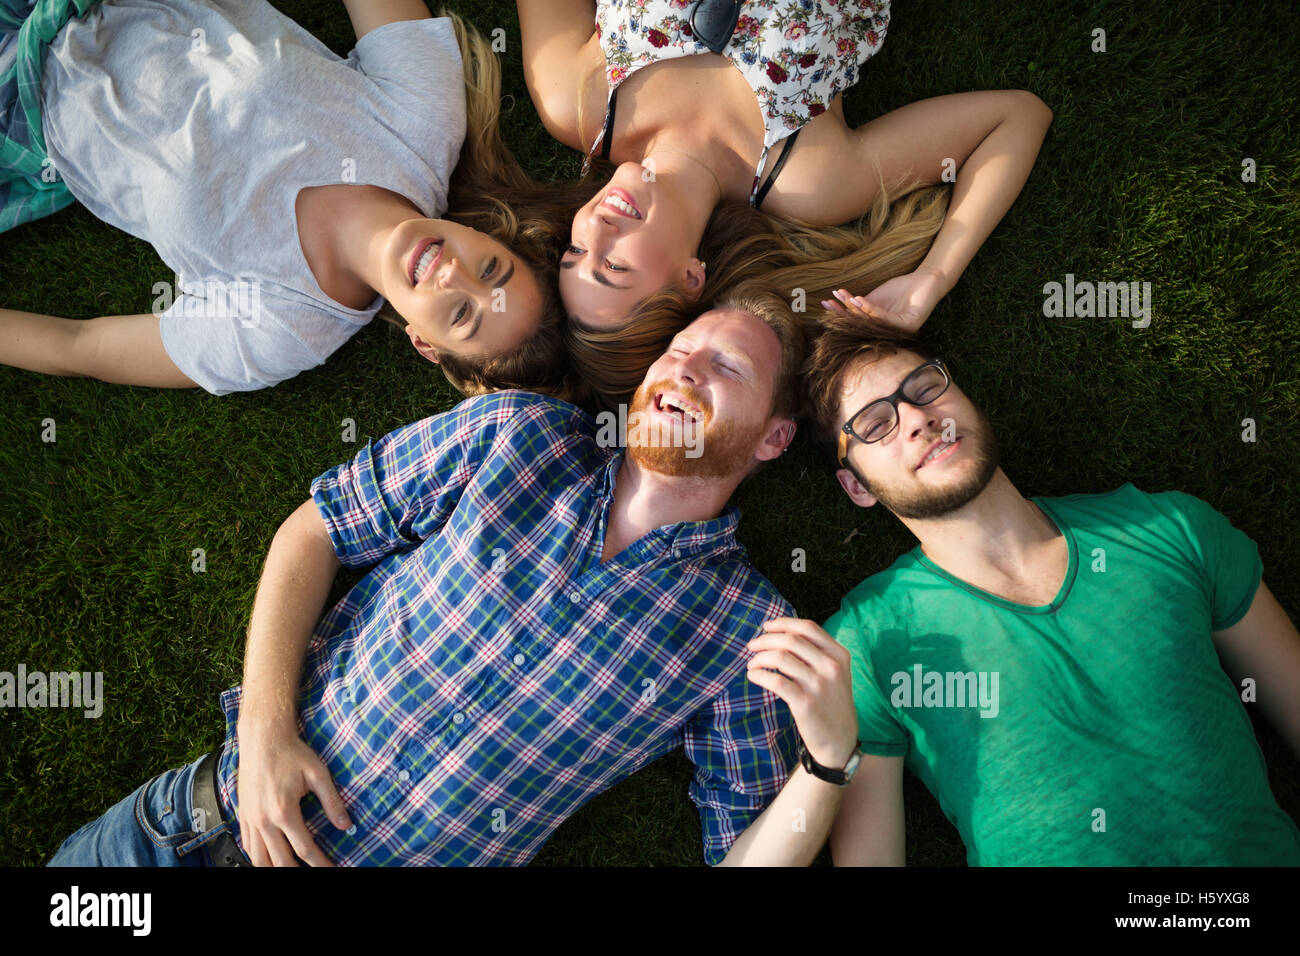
[626,379,766,479]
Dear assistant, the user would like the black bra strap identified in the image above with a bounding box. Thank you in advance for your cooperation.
[600,85,619,160]
[754,128,801,209]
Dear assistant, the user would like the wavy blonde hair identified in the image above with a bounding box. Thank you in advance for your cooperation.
[565,181,951,410]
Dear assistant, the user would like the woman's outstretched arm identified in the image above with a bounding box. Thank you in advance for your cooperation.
[775,90,1054,331]
[516,0,599,149]
[0,309,197,387]
[339,0,431,41]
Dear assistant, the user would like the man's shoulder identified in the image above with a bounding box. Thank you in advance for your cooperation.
[445,389,595,441]
[1035,482,1228,542]
[679,553,791,626]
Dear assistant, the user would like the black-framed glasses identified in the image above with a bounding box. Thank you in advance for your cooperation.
[838,358,949,467]
[689,0,742,54]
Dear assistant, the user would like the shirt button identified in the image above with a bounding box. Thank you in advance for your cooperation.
[346,825,357,837]
[452,712,465,725]
[513,654,525,666]
[673,548,682,558]
[397,769,410,782]
[569,590,581,603]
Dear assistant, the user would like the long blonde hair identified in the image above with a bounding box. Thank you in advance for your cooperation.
[565,181,952,410]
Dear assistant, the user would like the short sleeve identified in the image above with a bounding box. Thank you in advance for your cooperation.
[822,601,909,757]
[309,391,549,568]
[157,291,362,395]
[683,664,797,865]
[347,18,466,169]
[1157,491,1264,631]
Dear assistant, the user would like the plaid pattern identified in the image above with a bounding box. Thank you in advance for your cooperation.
[0,0,99,232]
[216,391,797,865]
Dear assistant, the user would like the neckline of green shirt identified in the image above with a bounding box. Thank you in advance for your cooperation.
[907,497,1079,615]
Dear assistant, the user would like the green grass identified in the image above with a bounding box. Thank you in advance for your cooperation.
[1,0,1298,867]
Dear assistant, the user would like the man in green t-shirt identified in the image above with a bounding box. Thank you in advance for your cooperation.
[734,314,1300,866]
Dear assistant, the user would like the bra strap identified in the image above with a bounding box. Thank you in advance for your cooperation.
[582,85,620,176]
[601,85,619,160]
[753,129,801,209]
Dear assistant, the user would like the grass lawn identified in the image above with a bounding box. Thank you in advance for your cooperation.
[1,0,1297,866]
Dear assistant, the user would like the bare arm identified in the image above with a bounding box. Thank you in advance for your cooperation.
[719,618,859,865]
[235,499,351,867]
[828,752,906,866]
[1213,579,1300,759]
[0,309,198,387]
[515,1,600,149]
[775,90,1053,331]
[340,0,432,42]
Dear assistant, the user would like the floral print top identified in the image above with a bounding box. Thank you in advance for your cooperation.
[591,0,890,202]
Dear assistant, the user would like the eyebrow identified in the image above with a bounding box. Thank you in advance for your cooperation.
[467,256,515,340]
[559,257,630,289]
[670,339,756,378]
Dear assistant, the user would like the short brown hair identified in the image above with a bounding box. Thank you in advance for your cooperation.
[712,285,810,423]
[803,313,939,460]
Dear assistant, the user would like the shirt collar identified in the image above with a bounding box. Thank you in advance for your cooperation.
[595,451,744,561]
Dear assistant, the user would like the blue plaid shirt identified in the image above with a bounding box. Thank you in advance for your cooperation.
[215,391,797,865]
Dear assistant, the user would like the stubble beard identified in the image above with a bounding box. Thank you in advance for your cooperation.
[852,406,1000,520]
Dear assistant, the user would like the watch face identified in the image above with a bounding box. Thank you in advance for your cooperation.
[844,751,863,780]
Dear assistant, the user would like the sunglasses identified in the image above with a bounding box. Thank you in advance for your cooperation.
[690,0,743,54]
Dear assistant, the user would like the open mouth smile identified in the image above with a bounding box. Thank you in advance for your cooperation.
[409,238,444,286]
[601,188,642,219]
[916,438,960,470]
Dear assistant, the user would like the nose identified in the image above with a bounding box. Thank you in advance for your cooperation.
[673,348,708,386]
[899,399,940,439]
[437,257,466,291]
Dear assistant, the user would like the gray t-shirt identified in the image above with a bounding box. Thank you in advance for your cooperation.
[38,0,467,393]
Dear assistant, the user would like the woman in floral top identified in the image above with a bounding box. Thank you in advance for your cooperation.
[517,1,1053,405]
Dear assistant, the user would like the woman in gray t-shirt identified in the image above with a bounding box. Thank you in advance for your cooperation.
[0,0,577,399]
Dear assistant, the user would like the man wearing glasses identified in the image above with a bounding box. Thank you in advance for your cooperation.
[731,314,1300,864]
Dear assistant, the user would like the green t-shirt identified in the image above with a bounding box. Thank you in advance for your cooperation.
[823,483,1300,866]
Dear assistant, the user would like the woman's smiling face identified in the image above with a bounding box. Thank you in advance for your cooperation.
[383,217,544,363]
[559,163,706,330]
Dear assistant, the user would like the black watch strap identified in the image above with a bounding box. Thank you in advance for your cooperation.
[797,734,862,786]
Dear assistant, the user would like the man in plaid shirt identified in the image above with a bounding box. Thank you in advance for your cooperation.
[49,291,848,866]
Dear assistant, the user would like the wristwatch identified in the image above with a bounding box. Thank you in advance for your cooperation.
[797,734,863,786]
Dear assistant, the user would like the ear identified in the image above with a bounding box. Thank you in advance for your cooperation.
[835,467,878,509]
[406,325,441,365]
[754,417,796,463]
[682,258,707,302]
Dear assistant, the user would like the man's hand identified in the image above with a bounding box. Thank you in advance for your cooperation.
[820,270,948,335]
[746,617,858,769]
[235,726,352,867]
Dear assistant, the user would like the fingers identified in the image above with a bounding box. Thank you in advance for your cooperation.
[747,648,816,685]
[305,759,353,831]
[261,826,302,868]
[744,663,798,701]
[280,811,336,868]
[823,288,885,321]
[756,617,850,661]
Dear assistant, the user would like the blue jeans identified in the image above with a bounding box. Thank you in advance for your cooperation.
[48,754,241,866]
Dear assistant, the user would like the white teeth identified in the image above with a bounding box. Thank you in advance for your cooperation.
[922,441,953,465]
[414,244,438,283]
[659,395,695,418]
[604,194,639,217]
